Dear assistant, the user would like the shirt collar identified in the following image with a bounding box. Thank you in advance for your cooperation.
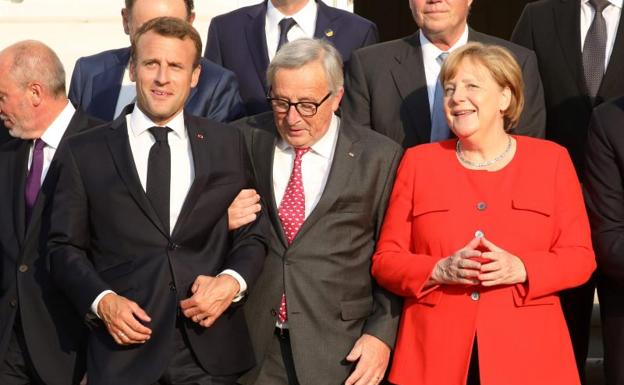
[129,106,186,140]
[419,24,469,61]
[583,0,622,8]
[266,0,318,38]
[40,101,75,149]
[277,113,339,159]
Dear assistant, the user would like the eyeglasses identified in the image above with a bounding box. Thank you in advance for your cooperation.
[266,91,332,117]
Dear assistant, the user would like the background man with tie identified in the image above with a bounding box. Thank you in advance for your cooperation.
[48,17,267,385]
[512,0,623,382]
[0,40,101,385]
[234,38,401,385]
[68,0,244,122]
[205,0,379,115]
[343,0,546,148]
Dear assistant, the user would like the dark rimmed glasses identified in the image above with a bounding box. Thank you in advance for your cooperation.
[266,91,332,117]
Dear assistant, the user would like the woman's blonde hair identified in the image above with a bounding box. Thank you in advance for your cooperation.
[440,42,525,131]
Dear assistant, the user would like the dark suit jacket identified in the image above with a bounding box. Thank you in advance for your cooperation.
[0,123,10,146]
[205,0,379,115]
[584,96,624,383]
[47,106,268,385]
[234,112,402,385]
[511,0,624,176]
[343,28,546,148]
[68,47,245,122]
[0,109,102,385]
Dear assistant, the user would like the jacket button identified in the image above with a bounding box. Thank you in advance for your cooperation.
[18,264,28,273]
[474,230,484,238]
[270,309,277,317]
[9,299,17,307]
[471,292,480,301]
[169,282,177,292]
[168,242,179,251]
[476,201,487,211]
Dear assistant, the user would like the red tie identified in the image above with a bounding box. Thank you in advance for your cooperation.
[277,147,309,324]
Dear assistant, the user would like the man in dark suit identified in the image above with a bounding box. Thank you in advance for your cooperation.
[205,0,379,115]
[511,2,623,382]
[585,96,624,385]
[234,38,401,385]
[0,40,102,385]
[69,0,244,122]
[48,18,267,385]
[343,0,546,148]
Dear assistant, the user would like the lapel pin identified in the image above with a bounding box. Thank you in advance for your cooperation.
[196,133,204,140]
[348,152,354,157]
[325,29,334,38]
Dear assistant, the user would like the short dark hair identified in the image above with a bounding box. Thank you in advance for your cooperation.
[125,0,194,18]
[131,16,202,68]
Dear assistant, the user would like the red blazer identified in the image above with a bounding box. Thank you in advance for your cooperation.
[372,136,595,385]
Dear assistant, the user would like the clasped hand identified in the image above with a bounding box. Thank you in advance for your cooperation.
[431,236,527,286]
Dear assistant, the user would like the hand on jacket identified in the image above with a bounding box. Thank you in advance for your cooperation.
[227,189,261,230]
[344,334,390,385]
[180,275,240,327]
[478,237,527,286]
[430,237,483,285]
[98,292,152,345]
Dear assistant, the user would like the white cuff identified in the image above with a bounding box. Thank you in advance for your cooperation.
[91,290,115,318]
[218,269,247,302]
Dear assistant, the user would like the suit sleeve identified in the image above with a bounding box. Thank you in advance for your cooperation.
[585,109,624,282]
[510,5,535,50]
[516,147,596,301]
[47,141,112,317]
[204,19,223,64]
[68,58,85,108]
[206,69,246,122]
[343,50,373,130]
[371,151,441,299]
[513,49,546,139]
[362,145,403,347]
[221,130,268,289]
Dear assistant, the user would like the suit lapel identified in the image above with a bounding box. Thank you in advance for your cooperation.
[554,0,588,98]
[314,1,335,42]
[598,4,624,100]
[245,3,271,96]
[91,49,129,120]
[391,33,432,144]
[171,116,211,237]
[12,142,29,246]
[291,119,358,244]
[105,108,168,237]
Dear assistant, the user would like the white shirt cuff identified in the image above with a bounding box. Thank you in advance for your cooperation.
[91,290,115,318]
[219,269,247,302]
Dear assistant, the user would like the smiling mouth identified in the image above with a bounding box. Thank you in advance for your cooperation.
[452,109,475,116]
[151,90,171,97]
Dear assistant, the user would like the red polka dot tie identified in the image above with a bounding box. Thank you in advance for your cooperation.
[277,147,310,323]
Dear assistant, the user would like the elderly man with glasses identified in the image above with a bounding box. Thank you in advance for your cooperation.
[231,38,402,385]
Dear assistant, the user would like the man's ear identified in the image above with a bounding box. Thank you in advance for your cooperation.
[122,8,131,36]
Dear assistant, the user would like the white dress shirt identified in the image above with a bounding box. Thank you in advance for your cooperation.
[273,114,340,219]
[91,106,246,316]
[580,0,622,70]
[28,101,75,185]
[420,26,469,115]
[113,65,136,119]
[266,0,318,61]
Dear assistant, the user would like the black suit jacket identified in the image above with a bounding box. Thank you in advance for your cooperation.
[47,106,268,385]
[0,109,102,385]
[584,96,624,383]
[235,113,402,385]
[511,0,624,175]
[343,28,546,148]
[205,0,379,115]
[0,123,10,146]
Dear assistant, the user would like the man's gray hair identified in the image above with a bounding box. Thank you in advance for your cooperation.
[267,38,344,93]
[6,40,66,97]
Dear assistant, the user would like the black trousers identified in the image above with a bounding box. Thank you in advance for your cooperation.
[152,322,238,385]
[0,318,45,385]
[466,339,480,385]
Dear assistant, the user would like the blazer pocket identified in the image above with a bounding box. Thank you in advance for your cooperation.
[412,203,450,217]
[97,260,135,295]
[340,297,374,321]
[511,197,552,217]
[512,286,555,307]
[332,200,365,213]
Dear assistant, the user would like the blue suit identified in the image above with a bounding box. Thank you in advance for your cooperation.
[205,0,379,115]
[69,47,245,122]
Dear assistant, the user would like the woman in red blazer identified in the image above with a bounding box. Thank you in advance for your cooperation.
[372,43,595,385]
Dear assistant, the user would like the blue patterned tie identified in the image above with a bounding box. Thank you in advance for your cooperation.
[430,52,450,142]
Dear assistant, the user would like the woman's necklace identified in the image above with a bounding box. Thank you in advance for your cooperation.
[456,135,512,168]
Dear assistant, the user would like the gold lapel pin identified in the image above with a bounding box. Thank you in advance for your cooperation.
[348,152,354,157]
[196,133,204,140]
[325,29,334,38]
